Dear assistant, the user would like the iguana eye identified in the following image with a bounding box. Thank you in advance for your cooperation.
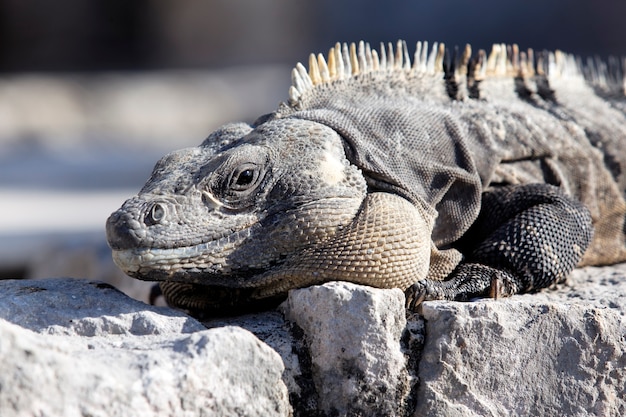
[235,169,254,186]
[207,146,270,209]
[229,164,260,191]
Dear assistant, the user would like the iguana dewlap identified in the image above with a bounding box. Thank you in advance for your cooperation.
[106,41,626,314]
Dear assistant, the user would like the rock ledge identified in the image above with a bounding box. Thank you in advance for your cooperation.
[0,264,625,416]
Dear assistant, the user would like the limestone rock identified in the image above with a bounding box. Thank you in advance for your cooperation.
[413,265,626,417]
[0,279,291,417]
[203,311,306,411]
[282,281,416,416]
[0,278,201,335]
[2,262,625,417]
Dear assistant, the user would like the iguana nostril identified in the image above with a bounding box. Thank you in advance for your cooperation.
[145,202,167,226]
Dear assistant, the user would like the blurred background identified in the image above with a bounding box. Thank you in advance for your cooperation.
[1,0,625,301]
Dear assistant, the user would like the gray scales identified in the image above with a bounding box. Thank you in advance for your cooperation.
[106,40,626,315]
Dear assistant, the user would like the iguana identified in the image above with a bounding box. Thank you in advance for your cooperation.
[106,40,626,315]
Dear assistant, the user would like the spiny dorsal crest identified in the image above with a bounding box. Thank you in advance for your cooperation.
[287,40,625,107]
[289,40,447,106]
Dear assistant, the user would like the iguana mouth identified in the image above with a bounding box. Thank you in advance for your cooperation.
[110,223,269,287]
[112,244,222,275]
[111,245,268,286]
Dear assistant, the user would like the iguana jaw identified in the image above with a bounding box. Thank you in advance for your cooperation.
[110,230,260,287]
[108,195,367,290]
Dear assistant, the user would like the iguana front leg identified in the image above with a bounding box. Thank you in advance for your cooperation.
[406,184,593,308]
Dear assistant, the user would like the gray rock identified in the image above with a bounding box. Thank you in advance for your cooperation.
[2,262,625,417]
[413,265,626,417]
[0,278,291,417]
[203,311,306,410]
[282,281,415,416]
[0,278,201,335]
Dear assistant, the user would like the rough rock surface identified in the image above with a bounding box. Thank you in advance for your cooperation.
[1,264,625,416]
[414,264,626,417]
[281,281,415,416]
[0,279,291,417]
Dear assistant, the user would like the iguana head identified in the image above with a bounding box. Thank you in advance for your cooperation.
[107,118,370,288]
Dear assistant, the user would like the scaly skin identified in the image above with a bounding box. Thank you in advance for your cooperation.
[107,40,625,315]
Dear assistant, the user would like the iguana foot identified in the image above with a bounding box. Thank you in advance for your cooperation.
[405,263,520,310]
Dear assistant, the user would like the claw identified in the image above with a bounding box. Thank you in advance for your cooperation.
[489,275,501,299]
[405,283,427,312]
[488,271,517,299]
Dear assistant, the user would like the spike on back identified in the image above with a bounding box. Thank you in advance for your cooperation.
[287,41,447,106]
[287,40,624,107]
